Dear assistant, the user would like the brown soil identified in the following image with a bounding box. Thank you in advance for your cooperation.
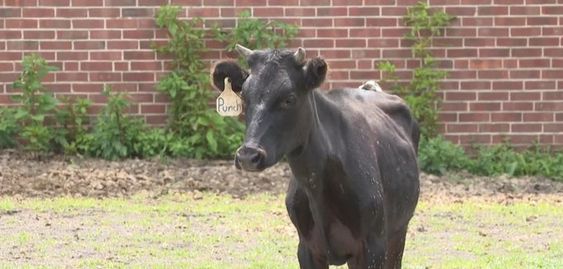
[1,150,562,202]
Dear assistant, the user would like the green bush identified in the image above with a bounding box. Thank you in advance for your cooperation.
[418,136,470,175]
[10,54,61,152]
[0,108,18,149]
[418,136,563,181]
[80,86,146,160]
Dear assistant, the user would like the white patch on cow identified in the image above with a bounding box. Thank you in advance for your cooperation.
[359,80,383,92]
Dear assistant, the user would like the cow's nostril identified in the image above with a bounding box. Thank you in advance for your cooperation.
[250,152,262,164]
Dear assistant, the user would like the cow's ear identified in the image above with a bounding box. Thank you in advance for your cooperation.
[211,60,249,93]
[304,57,327,90]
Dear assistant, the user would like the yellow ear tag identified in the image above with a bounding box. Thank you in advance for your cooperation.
[216,77,242,117]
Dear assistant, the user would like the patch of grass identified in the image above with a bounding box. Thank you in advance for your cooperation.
[0,195,561,268]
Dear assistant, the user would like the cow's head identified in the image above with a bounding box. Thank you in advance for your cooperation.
[212,45,327,172]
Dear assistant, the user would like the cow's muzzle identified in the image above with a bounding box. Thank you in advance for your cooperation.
[235,144,267,172]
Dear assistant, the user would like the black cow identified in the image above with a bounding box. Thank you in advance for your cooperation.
[212,45,420,269]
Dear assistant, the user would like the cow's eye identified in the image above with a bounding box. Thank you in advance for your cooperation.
[280,95,297,109]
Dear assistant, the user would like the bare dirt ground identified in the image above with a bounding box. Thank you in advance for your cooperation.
[1,150,562,202]
[1,151,562,268]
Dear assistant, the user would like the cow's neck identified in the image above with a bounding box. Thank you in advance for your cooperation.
[288,89,344,184]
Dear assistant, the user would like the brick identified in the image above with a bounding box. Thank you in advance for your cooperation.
[335,39,366,48]
[441,102,467,112]
[525,81,556,90]
[470,102,501,111]
[510,70,540,79]
[446,92,476,101]
[105,0,136,6]
[519,59,549,68]
[299,0,329,5]
[524,113,554,122]
[480,48,510,58]
[90,72,121,82]
[543,91,563,100]
[511,27,541,37]
[81,62,112,71]
[56,72,87,82]
[511,123,542,133]
[447,124,478,133]
[0,8,21,17]
[503,102,533,111]
[303,39,334,48]
[57,30,88,39]
[57,51,88,60]
[88,8,120,17]
[492,112,522,122]
[72,19,104,28]
[529,37,559,46]
[479,123,509,132]
[7,41,39,50]
[461,81,491,90]
[478,92,508,101]
[23,8,54,17]
[510,92,540,101]
[368,39,398,48]
[123,30,154,39]
[460,113,490,122]
[462,17,493,27]
[497,38,527,47]
[493,81,523,90]
[131,61,162,71]
[108,40,138,49]
[366,18,397,27]
[335,18,366,27]
[349,7,380,16]
[122,8,153,17]
[74,41,105,50]
[527,17,558,26]
[90,30,121,39]
[284,7,315,16]
[90,51,121,60]
[543,5,563,15]
[494,17,525,26]
[464,37,495,47]
[478,70,509,79]
[478,6,508,16]
[317,7,347,16]
[56,8,87,17]
[40,41,72,50]
[543,70,563,79]
[544,48,563,57]
[4,0,37,6]
[72,0,103,6]
[39,0,69,5]
[544,124,563,133]
[478,28,509,37]
[510,6,540,15]
[5,19,38,28]
[40,20,70,28]
[535,102,563,111]
[141,104,165,114]
[302,18,333,27]
[469,59,502,69]
[268,0,298,5]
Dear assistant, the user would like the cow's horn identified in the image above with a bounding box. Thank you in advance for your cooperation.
[235,44,253,58]
[294,47,306,65]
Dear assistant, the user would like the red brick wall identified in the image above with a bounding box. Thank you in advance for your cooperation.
[1,0,562,148]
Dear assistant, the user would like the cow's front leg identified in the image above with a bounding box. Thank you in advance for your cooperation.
[347,235,386,269]
[297,241,328,269]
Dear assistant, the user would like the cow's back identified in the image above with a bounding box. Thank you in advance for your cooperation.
[326,88,420,230]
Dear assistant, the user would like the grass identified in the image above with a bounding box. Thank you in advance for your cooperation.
[0,194,562,268]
